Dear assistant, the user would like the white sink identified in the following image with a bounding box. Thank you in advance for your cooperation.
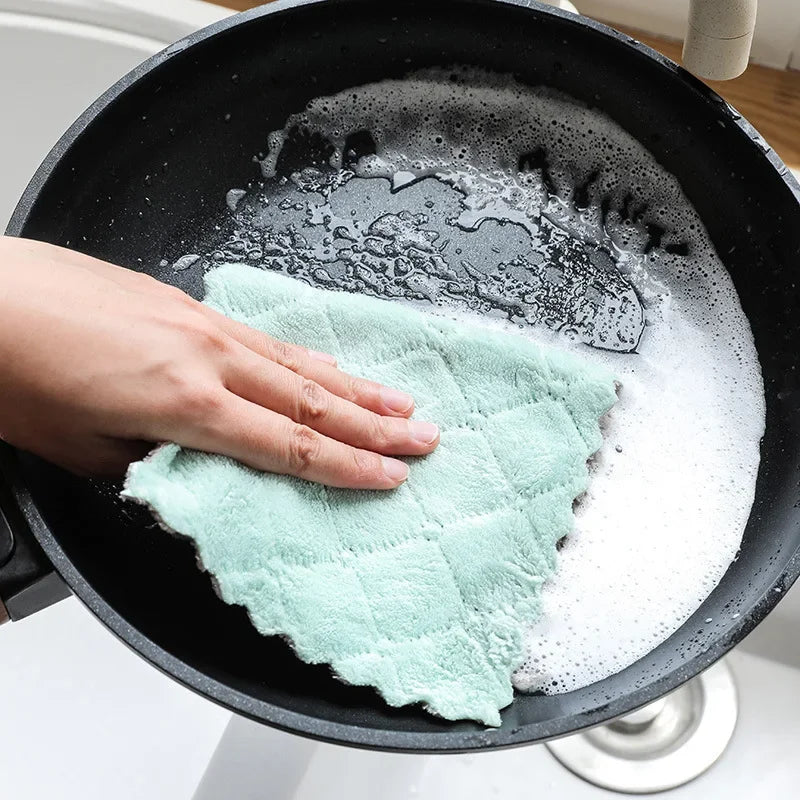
[0,0,229,230]
[1,2,799,797]
[0,3,233,799]
[292,649,800,800]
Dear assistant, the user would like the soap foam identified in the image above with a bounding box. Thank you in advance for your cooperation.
[211,68,765,693]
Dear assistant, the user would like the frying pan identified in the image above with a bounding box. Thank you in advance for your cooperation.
[2,0,800,753]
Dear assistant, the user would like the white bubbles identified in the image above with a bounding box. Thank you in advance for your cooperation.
[171,253,200,272]
[254,68,765,695]
[226,188,247,212]
[511,244,764,693]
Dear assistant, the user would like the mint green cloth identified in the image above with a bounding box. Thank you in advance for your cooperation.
[123,264,616,725]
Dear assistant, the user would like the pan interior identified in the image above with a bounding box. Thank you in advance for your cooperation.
[10,0,800,746]
[167,65,765,699]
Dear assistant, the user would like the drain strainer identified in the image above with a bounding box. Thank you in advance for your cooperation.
[546,660,737,794]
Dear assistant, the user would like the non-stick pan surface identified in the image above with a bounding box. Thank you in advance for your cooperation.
[4,0,800,752]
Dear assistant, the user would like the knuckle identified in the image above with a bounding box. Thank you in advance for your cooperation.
[272,339,302,372]
[185,315,229,355]
[369,414,394,450]
[350,448,380,485]
[186,387,224,422]
[287,425,322,475]
[297,379,329,423]
[161,366,193,400]
[341,375,364,404]
[166,376,223,424]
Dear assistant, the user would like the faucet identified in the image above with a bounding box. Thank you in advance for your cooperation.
[683,0,758,80]
[543,0,758,81]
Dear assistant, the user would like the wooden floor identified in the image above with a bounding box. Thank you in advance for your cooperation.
[215,1,800,169]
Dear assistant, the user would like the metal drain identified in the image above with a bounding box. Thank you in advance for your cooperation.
[546,660,738,794]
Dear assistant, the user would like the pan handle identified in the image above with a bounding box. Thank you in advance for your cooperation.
[0,453,71,624]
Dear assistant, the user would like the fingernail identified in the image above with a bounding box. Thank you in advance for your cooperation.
[382,457,409,484]
[308,349,337,366]
[409,420,439,445]
[380,387,414,413]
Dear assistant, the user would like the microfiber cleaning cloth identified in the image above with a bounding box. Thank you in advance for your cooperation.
[123,264,617,726]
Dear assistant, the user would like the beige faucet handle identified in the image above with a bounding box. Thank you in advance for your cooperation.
[682,0,758,80]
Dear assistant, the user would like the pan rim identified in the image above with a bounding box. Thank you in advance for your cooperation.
[5,0,800,753]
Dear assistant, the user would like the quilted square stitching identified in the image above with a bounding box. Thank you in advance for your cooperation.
[124,265,617,725]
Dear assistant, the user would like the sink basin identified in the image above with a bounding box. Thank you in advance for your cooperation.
[1,2,799,795]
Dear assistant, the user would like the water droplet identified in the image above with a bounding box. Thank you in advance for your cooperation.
[172,253,201,271]
[226,188,247,212]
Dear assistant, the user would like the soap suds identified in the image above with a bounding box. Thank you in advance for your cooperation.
[185,68,765,694]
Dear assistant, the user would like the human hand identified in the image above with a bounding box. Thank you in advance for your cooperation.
[0,237,439,489]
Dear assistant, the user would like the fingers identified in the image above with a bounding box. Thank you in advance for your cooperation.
[48,254,416,422]
[224,345,439,456]
[204,308,415,418]
[184,393,410,490]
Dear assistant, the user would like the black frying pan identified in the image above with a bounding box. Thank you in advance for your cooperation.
[2,0,800,753]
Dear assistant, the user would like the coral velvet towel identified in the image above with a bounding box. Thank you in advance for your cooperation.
[123,264,616,725]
